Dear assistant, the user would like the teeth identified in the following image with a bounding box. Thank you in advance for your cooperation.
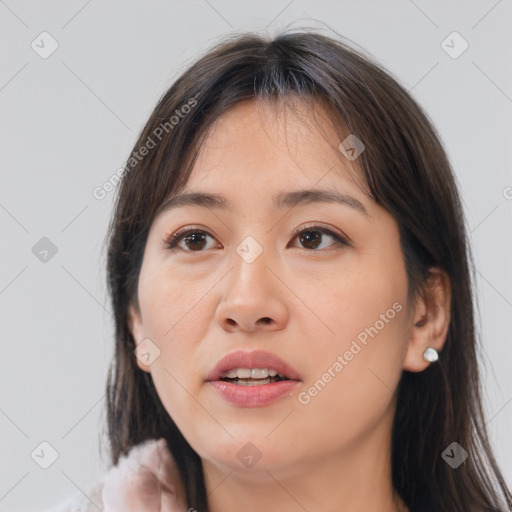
[221,368,284,379]
[235,378,271,386]
[237,368,252,379]
[251,368,267,379]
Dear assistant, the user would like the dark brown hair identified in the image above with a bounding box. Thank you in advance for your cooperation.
[104,29,512,511]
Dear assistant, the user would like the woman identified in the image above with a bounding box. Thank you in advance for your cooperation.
[56,29,511,512]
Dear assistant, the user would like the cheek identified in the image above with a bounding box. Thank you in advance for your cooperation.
[292,250,408,432]
[293,302,408,451]
[305,247,408,350]
[138,261,212,340]
[137,264,215,424]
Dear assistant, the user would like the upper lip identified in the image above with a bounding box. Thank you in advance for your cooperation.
[206,350,302,381]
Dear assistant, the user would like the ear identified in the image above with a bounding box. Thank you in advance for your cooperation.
[403,267,451,373]
[128,302,152,374]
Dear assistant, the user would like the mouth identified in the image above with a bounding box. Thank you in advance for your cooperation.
[219,368,292,386]
[206,349,302,383]
[206,350,301,407]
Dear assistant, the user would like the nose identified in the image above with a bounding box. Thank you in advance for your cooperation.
[215,251,289,334]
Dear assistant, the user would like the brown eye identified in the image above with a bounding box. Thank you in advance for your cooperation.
[290,226,348,251]
[297,230,323,249]
[165,229,218,252]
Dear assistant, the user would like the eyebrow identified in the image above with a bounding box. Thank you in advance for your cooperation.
[157,189,370,217]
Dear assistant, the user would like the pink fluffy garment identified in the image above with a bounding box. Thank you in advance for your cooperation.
[101,438,189,512]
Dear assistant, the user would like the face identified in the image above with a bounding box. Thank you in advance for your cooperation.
[129,99,417,478]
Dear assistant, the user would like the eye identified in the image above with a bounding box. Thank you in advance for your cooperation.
[288,224,349,251]
[164,228,219,252]
[163,224,349,253]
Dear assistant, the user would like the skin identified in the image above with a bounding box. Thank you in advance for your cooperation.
[128,99,451,512]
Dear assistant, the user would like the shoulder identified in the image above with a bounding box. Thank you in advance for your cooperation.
[45,438,184,512]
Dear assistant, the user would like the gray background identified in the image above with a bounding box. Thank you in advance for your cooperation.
[1,1,511,510]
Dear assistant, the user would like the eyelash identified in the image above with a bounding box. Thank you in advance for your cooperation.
[163,224,349,253]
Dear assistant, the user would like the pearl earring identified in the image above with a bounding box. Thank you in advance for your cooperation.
[423,347,439,363]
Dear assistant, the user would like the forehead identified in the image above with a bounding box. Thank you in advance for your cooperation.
[186,99,367,200]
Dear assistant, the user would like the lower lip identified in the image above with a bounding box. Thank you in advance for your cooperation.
[207,380,300,407]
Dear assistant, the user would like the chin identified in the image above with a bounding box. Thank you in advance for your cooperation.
[199,436,302,475]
